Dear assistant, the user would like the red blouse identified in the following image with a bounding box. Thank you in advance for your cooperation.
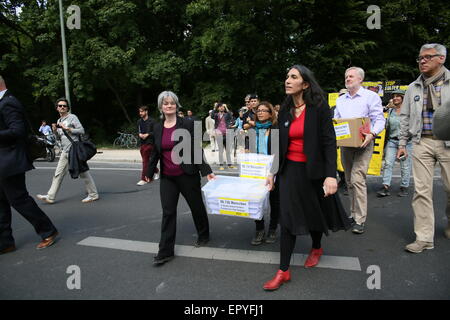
[286,109,307,162]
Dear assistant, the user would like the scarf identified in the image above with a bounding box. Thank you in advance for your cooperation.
[422,67,446,111]
[255,121,272,154]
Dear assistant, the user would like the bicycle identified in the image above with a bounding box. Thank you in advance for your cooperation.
[113,132,138,148]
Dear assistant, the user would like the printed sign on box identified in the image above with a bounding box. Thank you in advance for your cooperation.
[240,162,267,179]
[219,198,250,217]
[334,122,352,140]
[237,153,274,179]
[333,117,371,147]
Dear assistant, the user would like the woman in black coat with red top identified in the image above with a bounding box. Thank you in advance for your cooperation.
[264,65,353,291]
[145,91,215,266]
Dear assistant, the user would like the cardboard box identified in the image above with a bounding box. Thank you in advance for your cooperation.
[333,117,371,147]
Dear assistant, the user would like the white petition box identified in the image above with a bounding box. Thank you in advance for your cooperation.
[202,153,274,220]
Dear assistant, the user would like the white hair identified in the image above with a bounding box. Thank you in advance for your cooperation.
[157,91,182,115]
[345,67,365,81]
[420,43,447,58]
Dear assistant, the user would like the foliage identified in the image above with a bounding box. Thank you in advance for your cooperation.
[1,0,449,143]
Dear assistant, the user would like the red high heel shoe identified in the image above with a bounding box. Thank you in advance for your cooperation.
[304,248,323,268]
[263,269,291,291]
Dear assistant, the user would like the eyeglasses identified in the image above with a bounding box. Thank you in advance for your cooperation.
[57,104,68,108]
[416,54,442,63]
[256,109,271,113]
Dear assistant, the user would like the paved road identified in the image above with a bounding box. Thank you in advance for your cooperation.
[1,160,449,300]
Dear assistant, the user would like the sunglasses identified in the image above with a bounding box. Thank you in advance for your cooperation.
[57,104,68,108]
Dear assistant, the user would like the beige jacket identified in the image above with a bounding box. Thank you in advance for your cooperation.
[399,67,450,146]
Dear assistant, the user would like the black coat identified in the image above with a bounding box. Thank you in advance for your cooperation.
[147,117,212,178]
[277,102,337,180]
[0,91,34,178]
[68,140,97,179]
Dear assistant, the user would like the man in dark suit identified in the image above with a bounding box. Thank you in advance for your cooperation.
[0,75,59,254]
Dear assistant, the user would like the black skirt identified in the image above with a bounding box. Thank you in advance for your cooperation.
[279,160,353,236]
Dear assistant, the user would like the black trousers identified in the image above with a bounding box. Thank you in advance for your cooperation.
[0,172,57,250]
[158,173,210,257]
[280,226,322,271]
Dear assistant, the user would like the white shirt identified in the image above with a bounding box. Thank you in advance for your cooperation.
[0,89,7,100]
[334,87,385,135]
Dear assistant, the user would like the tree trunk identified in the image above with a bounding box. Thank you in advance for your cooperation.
[106,79,132,124]
[137,89,143,106]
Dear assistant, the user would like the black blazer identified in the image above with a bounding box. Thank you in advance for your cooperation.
[277,102,337,180]
[147,116,213,178]
[0,90,34,178]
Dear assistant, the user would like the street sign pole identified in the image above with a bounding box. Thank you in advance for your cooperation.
[58,0,71,106]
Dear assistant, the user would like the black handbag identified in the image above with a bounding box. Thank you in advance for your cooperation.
[62,129,97,161]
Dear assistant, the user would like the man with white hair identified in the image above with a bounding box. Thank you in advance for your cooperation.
[397,43,450,253]
[334,67,385,234]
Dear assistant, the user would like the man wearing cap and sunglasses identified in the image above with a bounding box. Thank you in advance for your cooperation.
[36,98,99,204]
[398,43,450,253]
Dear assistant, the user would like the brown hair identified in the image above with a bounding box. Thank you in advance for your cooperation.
[256,101,277,125]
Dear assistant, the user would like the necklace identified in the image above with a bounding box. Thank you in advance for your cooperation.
[294,103,305,109]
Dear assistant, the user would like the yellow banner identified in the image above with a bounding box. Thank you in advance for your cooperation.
[328,93,339,107]
[362,81,384,96]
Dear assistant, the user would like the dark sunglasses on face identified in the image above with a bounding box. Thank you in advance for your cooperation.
[57,104,68,108]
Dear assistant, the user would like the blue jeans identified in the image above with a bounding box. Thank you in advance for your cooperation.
[382,139,413,188]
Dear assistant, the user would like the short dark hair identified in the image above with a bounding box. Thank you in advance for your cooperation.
[249,94,259,100]
[138,105,149,112]
[55,97,70,111]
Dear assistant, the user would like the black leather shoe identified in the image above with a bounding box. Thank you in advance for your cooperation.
[0,245,16,255]
[153,255,174,266]
[195,238,210,247]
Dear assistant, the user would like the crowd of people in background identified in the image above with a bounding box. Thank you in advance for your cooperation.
[1,43,449,293]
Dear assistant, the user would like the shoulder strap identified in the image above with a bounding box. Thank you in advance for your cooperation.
[62,129,75,143]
